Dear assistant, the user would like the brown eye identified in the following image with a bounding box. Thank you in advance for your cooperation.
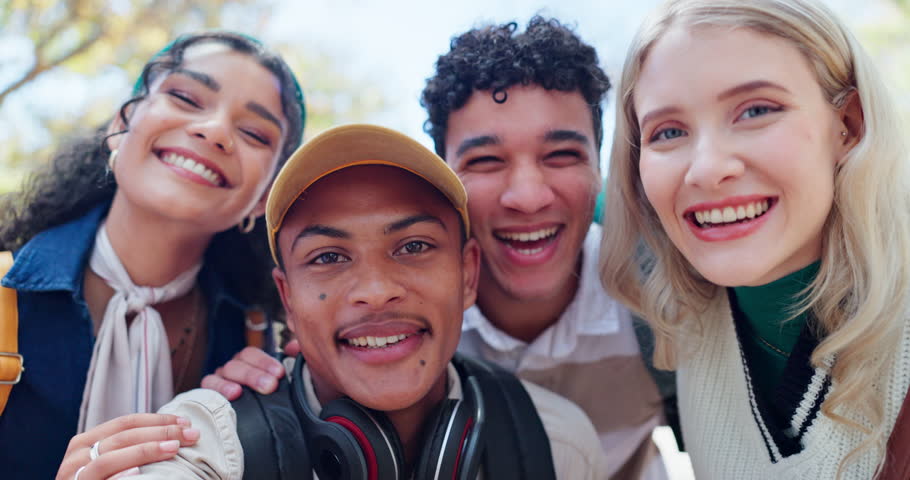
[395,241,433,255]
[311,252,349,265]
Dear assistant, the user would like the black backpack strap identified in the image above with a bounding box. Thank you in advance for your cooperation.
[232,378,312,480]
[453,354,556,480]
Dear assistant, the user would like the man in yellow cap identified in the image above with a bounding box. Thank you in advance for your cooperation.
[130,124,607,479]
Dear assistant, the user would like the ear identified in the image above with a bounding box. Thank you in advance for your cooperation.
[836,90,864,158]
[272,266,296,335]
[105,103,135,152]
[248,185,271,219]
[460,238,481,311]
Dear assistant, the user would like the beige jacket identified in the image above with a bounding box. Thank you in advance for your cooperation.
[133,363,608,479]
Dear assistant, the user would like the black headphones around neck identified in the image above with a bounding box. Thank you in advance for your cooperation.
[289,354,486,480]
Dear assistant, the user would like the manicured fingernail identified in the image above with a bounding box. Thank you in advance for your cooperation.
[182,428,200,442]
[176,416,191,426]
[160,440,180,452]
[269,364,284,376]
[257,377,275,392]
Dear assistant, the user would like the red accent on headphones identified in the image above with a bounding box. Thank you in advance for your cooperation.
[327,416,379,480]
[452,416,474,480]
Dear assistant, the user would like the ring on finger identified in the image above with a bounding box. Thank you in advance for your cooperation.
[73,465,87,480]
[89,440,102,461]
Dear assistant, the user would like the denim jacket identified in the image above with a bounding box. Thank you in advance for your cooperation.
[0,203,255,480]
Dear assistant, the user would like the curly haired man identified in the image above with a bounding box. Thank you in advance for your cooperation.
[420,17,675,480]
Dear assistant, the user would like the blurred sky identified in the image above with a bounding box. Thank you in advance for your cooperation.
[0,0,902,167]
[257,0,892,159]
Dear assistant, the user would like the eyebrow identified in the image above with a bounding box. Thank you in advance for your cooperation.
[639,106,683,132]
[544,129,590,145]
[290,225,350,253]
[384,214,447,235]
[172,68,220,91]
[455,135,500,157]
[717,80,791,102]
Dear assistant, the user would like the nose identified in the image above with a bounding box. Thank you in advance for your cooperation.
[347,260,406,309]
[187,112,234,154]
[683,135,744,189]
[500,161,556,214]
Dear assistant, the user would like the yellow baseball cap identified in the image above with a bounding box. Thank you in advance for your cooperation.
[266,123,470,264]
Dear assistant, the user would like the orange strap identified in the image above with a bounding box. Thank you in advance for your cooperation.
[0,251,22,416]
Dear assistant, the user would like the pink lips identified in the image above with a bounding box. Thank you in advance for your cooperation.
[338,320,428,365]
[340,332,426,366]
[684,195,776,242]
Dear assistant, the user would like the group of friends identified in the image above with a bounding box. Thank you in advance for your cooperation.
[1,0,908,479]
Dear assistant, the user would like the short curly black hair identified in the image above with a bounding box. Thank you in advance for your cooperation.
[421,16,611,157]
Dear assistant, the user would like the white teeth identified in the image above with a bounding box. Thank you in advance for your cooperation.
[496,227,559,243]
[161,153,224,186]
[345,334,410,349]
[746,203,756,218]
[710,209,723,223]
[694,200,772,226]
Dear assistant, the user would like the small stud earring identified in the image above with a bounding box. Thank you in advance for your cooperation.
[840,131,848,137]
[107,149,119,170]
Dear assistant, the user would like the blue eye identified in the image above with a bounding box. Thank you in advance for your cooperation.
[312,252,349,265]
[651,127,686,142]
[739,104,782,120]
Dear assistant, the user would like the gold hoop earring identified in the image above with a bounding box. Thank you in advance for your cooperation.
[238,213,256,234]
[107,149,119,170]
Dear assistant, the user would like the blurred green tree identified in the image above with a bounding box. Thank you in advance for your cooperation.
[0,0,386,193]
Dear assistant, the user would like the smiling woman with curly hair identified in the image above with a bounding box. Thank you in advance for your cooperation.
[0,32,305,480]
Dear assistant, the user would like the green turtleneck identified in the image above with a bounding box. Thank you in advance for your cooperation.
[732,262,819,406]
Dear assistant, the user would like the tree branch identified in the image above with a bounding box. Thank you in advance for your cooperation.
[0,27,105,106]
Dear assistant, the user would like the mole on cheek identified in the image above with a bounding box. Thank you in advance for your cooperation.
[420,360,426,366]
[319,293,327,301]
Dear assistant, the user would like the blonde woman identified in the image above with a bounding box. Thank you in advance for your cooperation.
[600,0,910,478]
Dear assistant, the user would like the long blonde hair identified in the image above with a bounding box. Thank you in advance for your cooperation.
[600,0,910,471]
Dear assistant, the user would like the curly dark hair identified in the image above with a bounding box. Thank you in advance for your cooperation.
[421,16,611,157]
[0,32,306,318]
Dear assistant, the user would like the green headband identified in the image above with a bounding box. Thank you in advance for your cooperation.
[131,32,306,134]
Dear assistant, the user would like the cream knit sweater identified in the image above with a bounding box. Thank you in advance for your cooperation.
[677,294,910,479]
